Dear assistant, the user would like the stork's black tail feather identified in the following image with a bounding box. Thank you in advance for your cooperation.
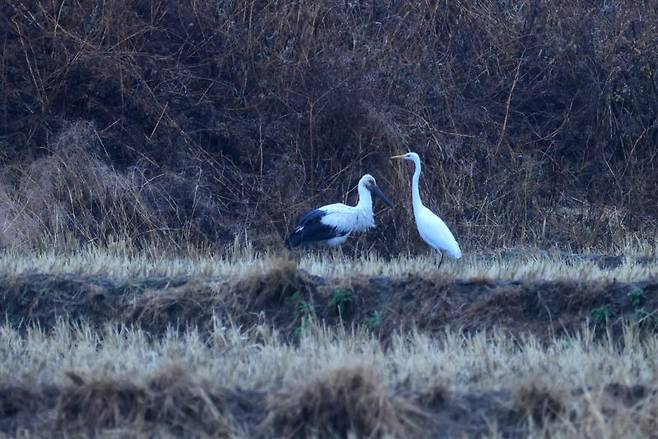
[286,208,338,249]
[285,230,303,249]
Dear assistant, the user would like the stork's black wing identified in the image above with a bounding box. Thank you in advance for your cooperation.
[285,209,347,248]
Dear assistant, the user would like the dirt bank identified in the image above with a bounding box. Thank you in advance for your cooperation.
[2,261,656,341]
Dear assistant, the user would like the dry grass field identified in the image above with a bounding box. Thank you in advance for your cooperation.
[2,318,658,438]
[1,248,657,437]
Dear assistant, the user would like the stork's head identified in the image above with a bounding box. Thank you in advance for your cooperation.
[390,152,420,164]
[359,174,393,207]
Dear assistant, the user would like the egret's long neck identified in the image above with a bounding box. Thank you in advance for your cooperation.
[356,183,373,213]
[411,159,423,212]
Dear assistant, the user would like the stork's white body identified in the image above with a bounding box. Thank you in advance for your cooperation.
[397,152,462,259]
[310,197,377,246]
[287,174,391,248]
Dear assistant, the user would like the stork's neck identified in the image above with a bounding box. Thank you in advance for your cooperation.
[356,182,373,213]
[411,158,423,212]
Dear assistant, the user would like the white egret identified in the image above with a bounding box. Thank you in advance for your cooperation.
[286,174,393,248]
[391,152,462,262]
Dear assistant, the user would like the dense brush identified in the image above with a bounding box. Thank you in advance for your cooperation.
[2,2,657,253]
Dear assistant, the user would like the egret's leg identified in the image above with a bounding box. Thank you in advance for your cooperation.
[437,251,444,270]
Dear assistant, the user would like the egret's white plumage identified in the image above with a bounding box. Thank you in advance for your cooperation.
[286,174,393,248]
[391,152,462,259]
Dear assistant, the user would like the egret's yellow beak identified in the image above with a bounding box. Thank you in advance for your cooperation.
[390,154,406,160]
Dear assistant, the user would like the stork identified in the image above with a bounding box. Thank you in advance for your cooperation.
[286,174,393,248]
[391,152,462,263]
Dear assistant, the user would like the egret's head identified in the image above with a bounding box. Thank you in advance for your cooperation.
[390,152,420,163]
[359,174,393,207]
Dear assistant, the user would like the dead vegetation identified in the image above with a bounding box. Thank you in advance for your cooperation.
[2,244,658,283]
[1,321,658,437]
[1,254,657,342]
[263,366,420,437]
[57,365,251,437]
[0,121,229,251]
[57,372,148,433]
[514,383,565,426]
[2,1,658,254]
[1,251,654,435]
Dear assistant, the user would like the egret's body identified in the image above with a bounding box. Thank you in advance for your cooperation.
[286,174,392,248]
[391,152,462,259]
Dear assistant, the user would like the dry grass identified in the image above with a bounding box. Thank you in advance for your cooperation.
[1,321,657,437]
[262,366,419,437]
[0,245,656,282]
[57,364,245,436]
[0,250,656,345]
[0,121,229,251]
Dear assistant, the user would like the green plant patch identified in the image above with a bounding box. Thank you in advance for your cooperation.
[328,288,354,319]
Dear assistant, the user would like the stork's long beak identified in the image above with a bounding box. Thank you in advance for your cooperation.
[370,184,394,207]
[390,154,406,160]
